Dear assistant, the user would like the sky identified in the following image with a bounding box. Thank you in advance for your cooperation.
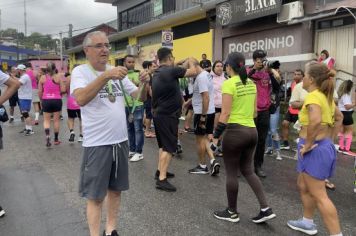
[0,0,117,38]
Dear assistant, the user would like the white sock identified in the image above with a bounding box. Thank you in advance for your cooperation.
[35,112,39,120]
[25,125,32,130]
[302,217,314,225]
[199,164,207,168]
[210,159,215,165]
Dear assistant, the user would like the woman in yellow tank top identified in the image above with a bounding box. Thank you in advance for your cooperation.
[287,62,343,236]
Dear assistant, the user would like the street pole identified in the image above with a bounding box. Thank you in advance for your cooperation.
[59,31,63,71]
[24,0,27,36]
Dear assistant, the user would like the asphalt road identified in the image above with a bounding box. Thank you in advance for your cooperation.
[0,116,355,236]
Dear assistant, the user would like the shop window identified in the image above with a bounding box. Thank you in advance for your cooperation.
[317,16,354,30]
[172,18,209,40]
[316,0,343,6]
[138,31,161,47]
[113,38,129,51]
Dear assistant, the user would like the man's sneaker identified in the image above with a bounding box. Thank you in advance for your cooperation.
[189,165,209,174]
[78,135,83,142]
[213,208,240,223]
[69,133,75,143]
[287,219,318,235]
[130,153,144,162]
[128,151,135,158]
[9,117,14,123]
[210,160,220,176]
[255,167,267,178]
[280,142,290,150]
[252,208,276,223]
[155,170,175,180]
[0,206,5,218]
[156,178,176,192]
[265,149,273,155]
[25,129,34,136]
[343,150,356,157]
[103,230,119,236]
[276,151,282,161]
[176,144,183,154]
[184,127,195,134]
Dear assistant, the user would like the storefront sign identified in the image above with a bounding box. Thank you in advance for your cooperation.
[223,25,302,59]
[162,30,173,48]
[217,0,282,26]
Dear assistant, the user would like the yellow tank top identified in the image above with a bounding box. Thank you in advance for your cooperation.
[299,89,335,126]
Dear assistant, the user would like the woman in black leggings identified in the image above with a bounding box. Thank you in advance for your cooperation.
[212,52,276,223]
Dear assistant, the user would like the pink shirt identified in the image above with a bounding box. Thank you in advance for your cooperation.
[26,69,37,89]
[211,72,225,108]
[67,87,80,110]
[247,67,271,111]
[42,75,62,100]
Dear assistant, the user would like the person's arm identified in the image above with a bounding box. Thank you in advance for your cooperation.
[332,107,343,140]
[201,91,209,115]
[290,85,303,109]
[300,104,322,156]
[37,75,45,99]
[73,66,128,106]
[0,77,20,105]
[218,94,232,124]
[130,71,150,101]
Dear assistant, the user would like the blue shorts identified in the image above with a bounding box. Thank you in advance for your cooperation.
[297,138,336,180]
[19,99,32,112]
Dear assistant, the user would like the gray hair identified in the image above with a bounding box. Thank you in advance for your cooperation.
[82,31,107,47]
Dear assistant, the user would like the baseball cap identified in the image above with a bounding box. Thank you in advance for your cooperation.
[16,64,26,70]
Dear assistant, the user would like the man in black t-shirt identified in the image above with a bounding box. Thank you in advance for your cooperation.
[199,53,212,72]
[151,47,197,192]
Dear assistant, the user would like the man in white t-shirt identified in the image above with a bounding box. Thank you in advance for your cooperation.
[0,68,21,218]
[188,59,220,176]
[70,31,149,236]
[17,64,34,135]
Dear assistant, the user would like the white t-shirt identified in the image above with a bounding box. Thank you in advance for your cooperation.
[192,70,215,114]
[71,64,137,147]
[18,74,32,100]
[0,70,9,85]
[338,93,353,111]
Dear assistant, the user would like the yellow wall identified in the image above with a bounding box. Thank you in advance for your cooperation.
[172,29,213,62]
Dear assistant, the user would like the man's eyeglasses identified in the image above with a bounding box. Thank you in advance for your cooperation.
[86,43,112,50]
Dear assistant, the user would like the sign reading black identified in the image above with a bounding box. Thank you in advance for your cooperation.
[217,0,282,26]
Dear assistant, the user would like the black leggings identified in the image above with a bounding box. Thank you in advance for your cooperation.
[222,124,268,211]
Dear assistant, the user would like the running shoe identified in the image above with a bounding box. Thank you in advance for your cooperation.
[343,150,356,157]
[176,143,183,154]
[60,115,64,120]
[154,170,175,180]
[130,153,144,162]
[54,140,61,145]
[0,206,5,218]
[265,148,273,155]
[188,165,209,174]
[128,151,135,158]
[25,129,34,136]
[210,160,220,176]
[184,127,195,134]
[78,135,83,142]
[69,133,75,143]
[9,117,14,123]
[213,208,240,223]
[276,151,282,160]
[287,219,318,235]
[46,137,51,147]
[156,178,176,192]
[337,148,345,153]
[280,143,290,150]
[102,230,119,236]
[252,208,276,223]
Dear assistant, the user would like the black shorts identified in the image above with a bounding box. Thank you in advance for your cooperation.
[144,98,153,120]
[67,109,81,119]
[9,92,19,107]
[194,113,215,136]
[341,111,354,126]
[215,107,221,113]
[153,115,179,154]
[284,110,298,123]
[42,99,62,113]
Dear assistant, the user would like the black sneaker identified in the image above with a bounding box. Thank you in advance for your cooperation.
[176,143,183,154]
[25,129,34,136]
[102,230,119,236]
[252,208,276,223]
[280,141,290,150]
[255,167,267,178]
[69,133,75,143]
[155,170,175,180]
[213,208,240,223]
[265,149,273,155]
[9,118,14,123]
[189,165,209,174]
[46,137,52,147]
[0,206,5,218]
[210,160,220,176]
[156,178,176,192]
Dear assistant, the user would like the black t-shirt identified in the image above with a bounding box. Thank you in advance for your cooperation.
[151,65,186,117]
[199,59,211,69]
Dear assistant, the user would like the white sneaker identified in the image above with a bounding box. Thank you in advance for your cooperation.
[129,151,135,158]
[130,153,144,162]
[276,151,282,161]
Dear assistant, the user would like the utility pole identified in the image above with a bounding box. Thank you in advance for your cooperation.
[59,31,63,71]
[0,9,2,33]
[68,24,73,48]
[24,0,27,36]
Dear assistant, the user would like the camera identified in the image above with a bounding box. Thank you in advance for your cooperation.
[262,59,280,69]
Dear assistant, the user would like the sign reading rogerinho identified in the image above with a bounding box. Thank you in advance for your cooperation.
[217,0,282,26]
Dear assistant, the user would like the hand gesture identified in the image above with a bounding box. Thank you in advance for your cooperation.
[139,71,150,83]
[300,143,318,157]
[105,66,128,81]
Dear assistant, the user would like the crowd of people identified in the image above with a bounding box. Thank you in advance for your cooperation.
[0,31,355,236]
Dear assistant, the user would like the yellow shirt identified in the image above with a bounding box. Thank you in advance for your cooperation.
[299,89,335,126]
[222,75,256,127]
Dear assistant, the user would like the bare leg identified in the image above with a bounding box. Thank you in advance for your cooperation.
[297,174,316,219]
[105,191,121,234]
[53,112,60,133]
[196,135,207,165]
[159,150,172,180]
[87,199,104,236]
[281,120,290,142]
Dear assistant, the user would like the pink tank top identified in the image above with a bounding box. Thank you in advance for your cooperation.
[67,89,80,110]
[42,75,62,100]
[27,69,37,89]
